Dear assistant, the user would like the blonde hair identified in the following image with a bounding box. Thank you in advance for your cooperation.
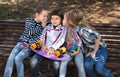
[65,9,96,42]
[65,9,95,30]
[65,9,83,27]
[65,9,83,42]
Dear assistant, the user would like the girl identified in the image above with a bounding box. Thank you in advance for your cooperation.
[4,6,49,77]
[30,8,67,77]
[76,10,114,77]
[59,9,86,77]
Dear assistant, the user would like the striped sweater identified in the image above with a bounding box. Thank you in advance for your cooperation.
[18,18,44,45]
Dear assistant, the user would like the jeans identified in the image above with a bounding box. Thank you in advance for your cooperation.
[4,42,33,77]
[84,47,114,77]
[59,52,86,77]
[30,54,60,77]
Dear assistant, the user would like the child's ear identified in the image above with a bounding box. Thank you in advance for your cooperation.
[35,13,39,17]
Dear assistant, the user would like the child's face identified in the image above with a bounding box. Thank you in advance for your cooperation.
[36,10,49,23]
[51,15,62,26]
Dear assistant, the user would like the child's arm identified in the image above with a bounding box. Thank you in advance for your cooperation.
[28,26,43,45]
[28,19,48,46]
[93,36,101,54]
[20,42,29,49]
[36,21,48,42]
[41,44,48,52]
[22,18,42,46]
[46,47,55,55]
[19,18,34,48]
[86,36,101,60]
[69,46,81,56]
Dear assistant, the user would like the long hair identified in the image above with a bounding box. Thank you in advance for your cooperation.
[65,9,95,30]
[65,9,84,41]
[65,9,83,27]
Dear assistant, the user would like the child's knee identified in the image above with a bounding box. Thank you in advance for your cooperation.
[30,58,38,68]
[15,55,22,64]
[85,57,94,68]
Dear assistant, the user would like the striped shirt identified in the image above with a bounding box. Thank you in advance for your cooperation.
[18,18,44,45]
[77,26,106,50]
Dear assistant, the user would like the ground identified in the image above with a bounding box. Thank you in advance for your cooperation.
[0,0,120,23]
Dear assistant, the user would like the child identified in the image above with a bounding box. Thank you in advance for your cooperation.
[30,8,67,77]
[76,10,114,77]
[59,9,86,77]
[4,6,49,77]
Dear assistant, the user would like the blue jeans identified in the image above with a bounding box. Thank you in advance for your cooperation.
[4,42,33,77]
[30,54,60,77]
[84,47,114,77]
[59,52,86,77]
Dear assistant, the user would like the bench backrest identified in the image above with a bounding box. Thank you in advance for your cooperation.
[0,20,24,57]
[0,20,120,63]
[92,23,120,63]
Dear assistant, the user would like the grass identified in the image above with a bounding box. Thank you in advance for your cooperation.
[0,0,120,23]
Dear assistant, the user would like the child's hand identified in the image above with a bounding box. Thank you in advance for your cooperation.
[46,47,55,55]
[21,42,28,49]
[41,44,48,52]
[69,46,80,56]
[86,52,99,61]
[69,51,76,56]
[69,50,79,56]
[85,52,93,57]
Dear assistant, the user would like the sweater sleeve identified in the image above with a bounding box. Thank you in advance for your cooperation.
[18,18,33,43]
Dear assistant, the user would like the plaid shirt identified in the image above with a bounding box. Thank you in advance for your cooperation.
[18,18,44,45]
[77,26,106,50]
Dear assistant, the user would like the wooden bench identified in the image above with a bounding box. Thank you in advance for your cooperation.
[0,20,53,77]
[91,23,120,77]
[0,20,120,77]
